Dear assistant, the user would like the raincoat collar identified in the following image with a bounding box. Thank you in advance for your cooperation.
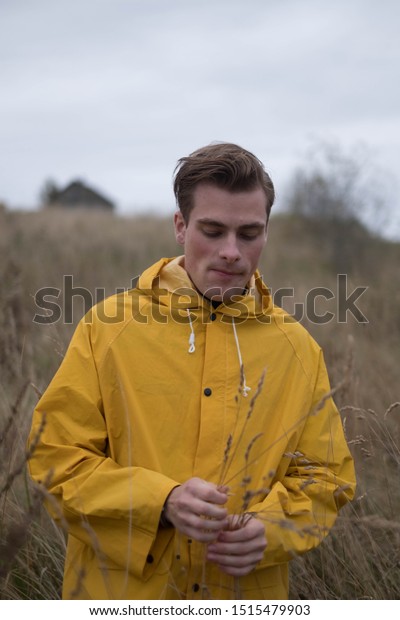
[137,256,273,319]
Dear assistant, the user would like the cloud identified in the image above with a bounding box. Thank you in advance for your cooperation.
[0,0,399,238]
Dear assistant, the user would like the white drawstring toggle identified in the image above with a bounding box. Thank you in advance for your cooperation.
[188,332,195,353]
[187,309,196,353]
[241,385,251,397]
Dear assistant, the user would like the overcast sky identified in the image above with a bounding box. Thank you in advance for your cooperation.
[1,0,399,234]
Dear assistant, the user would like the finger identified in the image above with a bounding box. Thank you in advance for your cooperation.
[215,528,248,543]
[175,498,228,524]
[215,527,257,543]
[197,503,228,521]
[207,545,264,564]
[209,534,266,554]
[183,513,229,531]
[178,518,228,543]
[195,482,229,505]
[217,516,265,542]
[185,528,227,544]
[207,540,264,559]
[169,492,228,521]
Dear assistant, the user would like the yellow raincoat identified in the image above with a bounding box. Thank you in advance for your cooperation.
[29,257,355,600]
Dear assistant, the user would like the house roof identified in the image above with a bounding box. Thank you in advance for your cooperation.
[53,180,115,209]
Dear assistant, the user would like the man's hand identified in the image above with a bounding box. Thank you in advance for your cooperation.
[206,514,267,576]
[163,477,229,543]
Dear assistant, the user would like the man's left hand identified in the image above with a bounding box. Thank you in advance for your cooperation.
[206,514,267,576]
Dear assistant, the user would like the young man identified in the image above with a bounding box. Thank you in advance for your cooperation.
[29,143,355,600]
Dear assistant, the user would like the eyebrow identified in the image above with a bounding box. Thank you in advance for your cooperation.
[197,218,266,230]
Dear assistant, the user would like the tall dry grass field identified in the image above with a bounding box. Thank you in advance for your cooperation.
[0,207,399,599]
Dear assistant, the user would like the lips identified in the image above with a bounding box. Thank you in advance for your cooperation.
[210,268,242,277]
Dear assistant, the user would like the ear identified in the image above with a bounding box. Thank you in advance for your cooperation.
[174,211,186,246]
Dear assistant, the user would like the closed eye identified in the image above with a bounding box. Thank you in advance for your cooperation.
[199,224,265,240]
[239,227,265,240]
[239,232,260,240]
[202,229,223,238]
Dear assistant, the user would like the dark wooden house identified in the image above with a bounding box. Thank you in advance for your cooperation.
[48,180,115,211]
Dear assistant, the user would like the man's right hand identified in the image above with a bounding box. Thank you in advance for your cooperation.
[163,477,229,543]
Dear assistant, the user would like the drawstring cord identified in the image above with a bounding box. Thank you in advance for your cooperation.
[187,309,196,353]
[232,318,251,397]
[186,311,251,397]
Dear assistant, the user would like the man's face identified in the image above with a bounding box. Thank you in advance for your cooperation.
[174,183,268,303]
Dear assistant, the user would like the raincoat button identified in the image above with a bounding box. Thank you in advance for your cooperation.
[204,387,212,396]
[192,583,200,592]
[210,312,216,321]
[146,554,154,563]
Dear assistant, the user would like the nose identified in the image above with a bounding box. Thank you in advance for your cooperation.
[219,234,241,263]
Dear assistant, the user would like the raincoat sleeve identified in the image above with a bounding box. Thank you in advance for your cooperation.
[28,317,180,581]
[249,351,356,567]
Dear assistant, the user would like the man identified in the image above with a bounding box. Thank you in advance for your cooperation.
[29,143,355,600]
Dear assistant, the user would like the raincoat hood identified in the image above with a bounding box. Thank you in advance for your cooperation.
[138,256,273,318]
